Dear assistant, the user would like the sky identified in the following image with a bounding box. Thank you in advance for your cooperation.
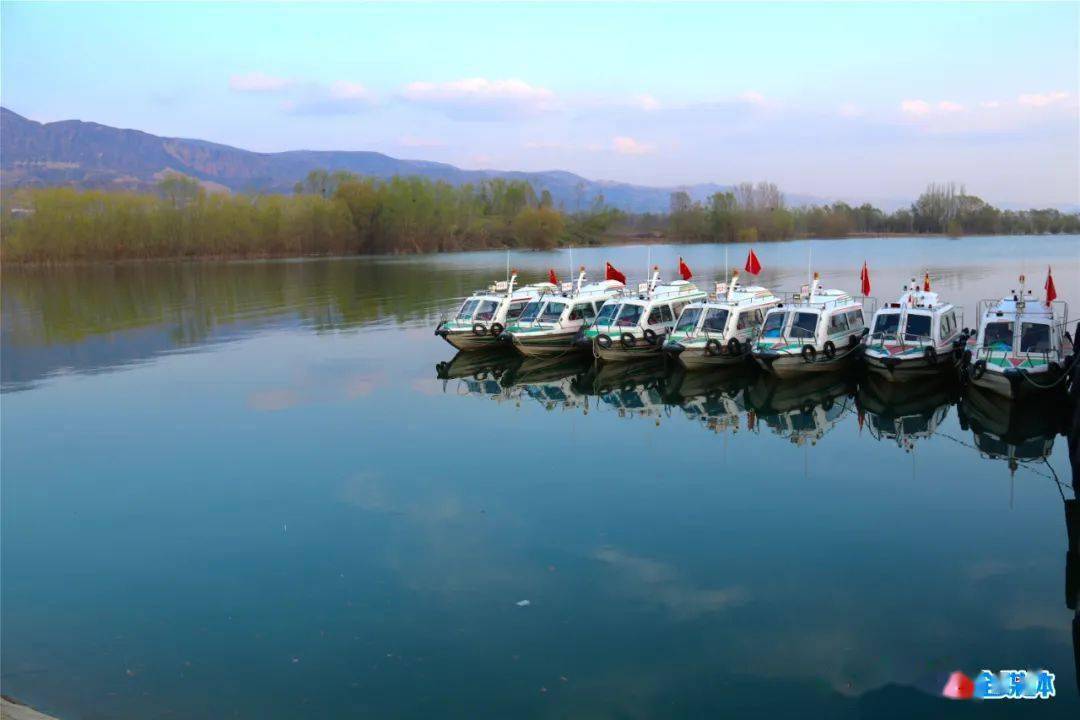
[2,1,1078,207]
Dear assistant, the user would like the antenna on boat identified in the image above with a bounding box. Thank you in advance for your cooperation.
[646,246,651,285]
[505,249,510,284]
[568,246,573,285]
[724,247,729,283]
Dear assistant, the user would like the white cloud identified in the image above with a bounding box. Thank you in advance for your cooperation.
[400,77,557,117]
[612,136,655,155]
[1017,91,1069,107]
[229,72,293,93]
[328,81,373,101]
[739,90,767,105]
[937,100,964,113]
[900,99,932,116]
[980,100,1001,109]
[635,93,661,111]
[283,80,377,115]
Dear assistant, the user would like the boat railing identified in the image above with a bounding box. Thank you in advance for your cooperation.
[778,291,860,311]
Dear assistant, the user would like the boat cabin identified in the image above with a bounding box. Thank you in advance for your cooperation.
[593,272,707,337]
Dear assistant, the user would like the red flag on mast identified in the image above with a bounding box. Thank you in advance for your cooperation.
[678,257,693,280]
[860,262,871,296]
[1045,266,1057,306]
[745,248,761,275]
[548,269,559,285]
[923,272,931,291]
[605,262,626,285]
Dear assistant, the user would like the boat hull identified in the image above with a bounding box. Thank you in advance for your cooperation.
[441,330,504,351]
[674,347,752,370]
[509,330,581,357]
[863,348,959,381]
[753,345,860,378]
[594,339,665,363]
[967,364,1065,400]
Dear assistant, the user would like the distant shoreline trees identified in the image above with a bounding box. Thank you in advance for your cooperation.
[1,173,1076,264]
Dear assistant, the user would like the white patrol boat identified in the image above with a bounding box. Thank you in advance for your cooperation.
[864,275,966,380]
[663,270,781,370]
[503,268,625,357]
[435,272,553,351]
[964,274,1072,399]
[751,273,867,378]
[578,267,707,362]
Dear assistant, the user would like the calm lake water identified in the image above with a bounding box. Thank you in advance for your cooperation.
[3,234,1079,719]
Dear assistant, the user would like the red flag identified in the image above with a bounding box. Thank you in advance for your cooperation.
[678,257,693,280]
[857,406,865,434]
[923,272,931,291]
[605,262,626,284]
[745,248,761,275]
[548,268,559,285]
[1045,266,1057,305]
[860,262,871,296]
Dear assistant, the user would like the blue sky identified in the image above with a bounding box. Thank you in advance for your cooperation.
[2,1,1077,206]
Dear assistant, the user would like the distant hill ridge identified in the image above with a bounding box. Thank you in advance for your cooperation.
[0,106,930,212]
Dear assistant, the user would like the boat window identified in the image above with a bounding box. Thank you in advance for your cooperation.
[983,321,1014,350]
[616,304,644,327]
[596,303,619,325]
[941,312,954,338]
[474,300,500,321]
[518,301,544,323]
[456,299,480,320]
[735,311,752,330]
[904,314,932,341]
[539,302,566,323]
[873,312,900,335]
[1020,322,1051,352]
[702,308,730,333]
[789,312,818,339]
[675,307,702,333]
[846,310,864,330]
[648,306,663,324]
[506,302,527,320]
[828,313,850,333]
[761,312,786,338]
[660,305,674,323]
[672,302,687,318]
[569,303,595,321]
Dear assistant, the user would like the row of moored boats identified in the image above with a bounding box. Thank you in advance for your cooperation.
[435,254,1074,401]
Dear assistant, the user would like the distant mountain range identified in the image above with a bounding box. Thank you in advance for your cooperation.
[6,106,1064,214]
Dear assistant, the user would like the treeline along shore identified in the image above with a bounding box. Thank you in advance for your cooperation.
[2,172,1077,264]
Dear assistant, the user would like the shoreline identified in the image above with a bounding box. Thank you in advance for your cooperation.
[2,230,1074,269]
[1,697,60,720]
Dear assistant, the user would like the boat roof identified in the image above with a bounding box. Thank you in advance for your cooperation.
[621,279,706,305]
[686,285,779,309]
[983,295,1055,320]
[877,289,953,313]
[770,287,858,312]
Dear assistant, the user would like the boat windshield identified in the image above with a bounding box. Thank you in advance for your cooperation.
[1020,322,1051,352]
[702,308,729,333]
[789,312,818,339]
[904,314,932,341]
[674,307,702,333]
[615,304,644,327]
[474,300,500,321]
[984,321,1014,350]
[873,312,900,335]
[518,301,544,323]
[595,302,620,326]
[761,312,787,338]
[456,299,480,320]
[539,302,566,323]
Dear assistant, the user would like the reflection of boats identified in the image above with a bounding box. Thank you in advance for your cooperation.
[958,382,1067,471]
[965,273,1071,399]
[501,356,594,412]
[581,269,707,362]
[665,366,755,434]
[435,272,553,351]
[572,359,670,420]
[864,276,966,380]
[435,349,522,399]
[745,371,856,444]
[857,373,957,450]
[663,271,781,369]
[752,273,867,378]
[505,271,624,357]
